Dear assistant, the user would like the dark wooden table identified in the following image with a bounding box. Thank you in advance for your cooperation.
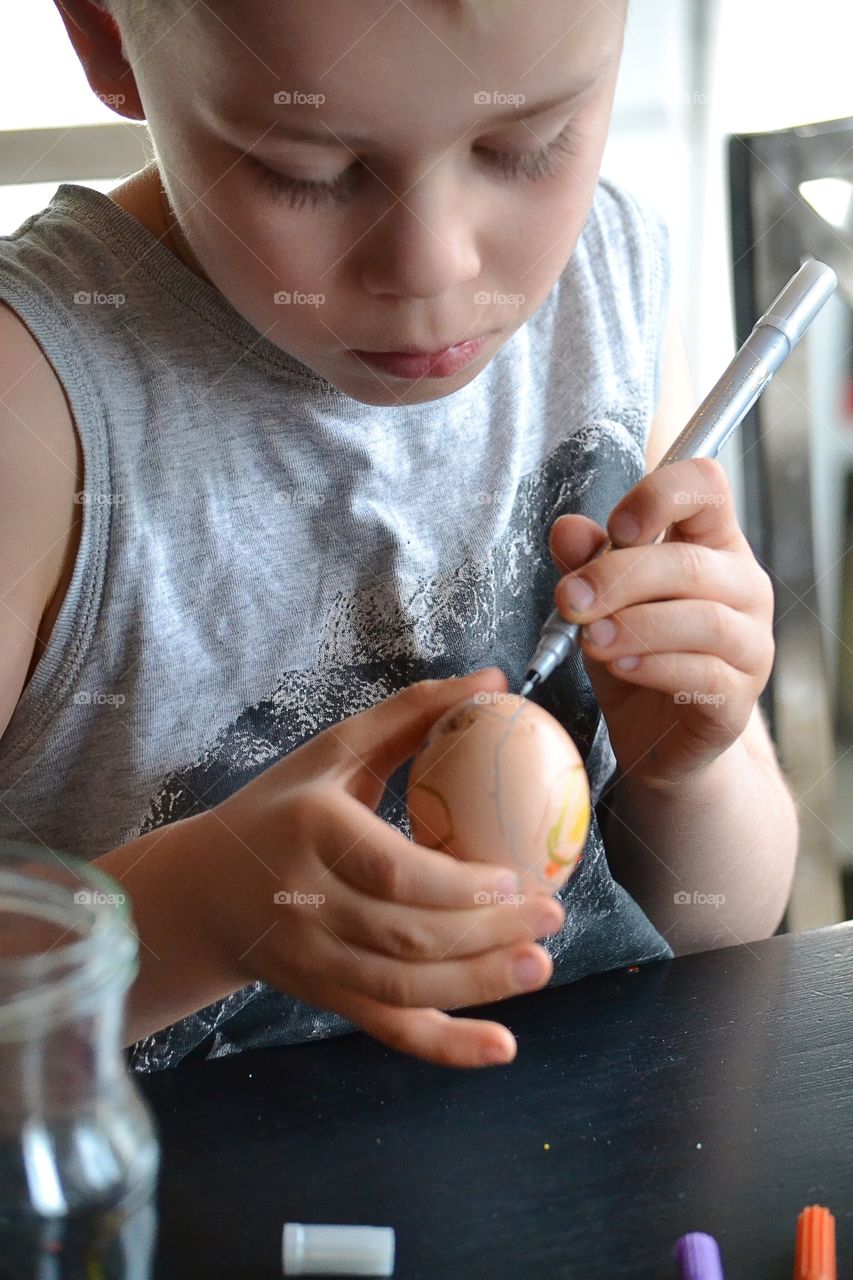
[137,922,853,1279]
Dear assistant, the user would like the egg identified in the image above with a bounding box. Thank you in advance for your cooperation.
[406,691,590,894]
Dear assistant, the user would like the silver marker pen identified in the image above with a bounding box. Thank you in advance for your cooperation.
[519,258,838,700]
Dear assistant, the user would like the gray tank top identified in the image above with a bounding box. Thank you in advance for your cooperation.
[0,177,674,1072]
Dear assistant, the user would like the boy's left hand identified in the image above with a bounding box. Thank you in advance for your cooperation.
[548,457,775,789]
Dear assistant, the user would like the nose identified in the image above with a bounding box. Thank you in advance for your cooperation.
[358,185,481,300]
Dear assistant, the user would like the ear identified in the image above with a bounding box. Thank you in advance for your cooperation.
[53,0,146,121]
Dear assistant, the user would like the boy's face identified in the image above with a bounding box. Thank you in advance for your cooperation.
[115,0,625,406]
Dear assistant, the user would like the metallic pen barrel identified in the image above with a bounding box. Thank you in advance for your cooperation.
[657,259,838,465]
[519,259,837,699]
[656,324,790,467]
[519,611,581,697]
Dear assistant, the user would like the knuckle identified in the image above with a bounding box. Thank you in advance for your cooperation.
[758,567,775,613]
[369,961,409,1007]
[749,627,775,680]
[366,846,404,898]
[695,455,727,487]
[623,485,651,525]
[405,678,440,706]
[365,1016,411,1058]
[485,949,519,1000]
[708,654,730,688]
[703,600,731,649]
[460,962,492,1008]
[287,784,330,840]
[383,914,433,960]
[766,630,776,667]
[676,540,710,590]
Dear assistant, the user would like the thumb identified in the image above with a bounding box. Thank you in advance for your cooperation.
[549,514,609,576]
[328,667,510,809]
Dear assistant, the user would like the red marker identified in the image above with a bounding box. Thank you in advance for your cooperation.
[794,1205,836,1280]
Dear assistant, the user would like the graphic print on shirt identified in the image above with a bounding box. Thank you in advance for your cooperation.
[126,419,674,1072]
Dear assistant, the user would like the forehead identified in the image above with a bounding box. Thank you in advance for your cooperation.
[190,0,623,136]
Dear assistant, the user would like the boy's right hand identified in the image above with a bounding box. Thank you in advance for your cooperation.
[192,668,566,1069]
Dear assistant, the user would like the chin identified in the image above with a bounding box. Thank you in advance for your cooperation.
[336,366,489,407]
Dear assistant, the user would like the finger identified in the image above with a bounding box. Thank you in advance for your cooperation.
[302,972,518,1068]
[579,599,770,678]
[605,457,748,553]
[587,650,754,733]
[317,788,546,909]
[294,913,555,1010]
[329,669,511,807]
[347,999,518,1069]
[555,541,758,627]
[327,883,566,961]
[549,513,608,575]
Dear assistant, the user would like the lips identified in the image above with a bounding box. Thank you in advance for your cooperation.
[361,336,489,356]
[350,331,496,380]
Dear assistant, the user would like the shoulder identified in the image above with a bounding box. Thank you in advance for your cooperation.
[582,177,672,286]
[0,298,82,512]
[585,180,677,452]
[556,180,674,442]
[567,178,673,352]
[0,300,83,728]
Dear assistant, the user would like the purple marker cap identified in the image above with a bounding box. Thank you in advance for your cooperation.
[673,1232,725,1280]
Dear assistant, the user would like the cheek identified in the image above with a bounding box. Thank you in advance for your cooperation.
[505,183,596,301]
[515,120,609,285]
[184,172,335,300]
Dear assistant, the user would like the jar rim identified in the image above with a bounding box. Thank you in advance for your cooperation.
[0,841,138,1036]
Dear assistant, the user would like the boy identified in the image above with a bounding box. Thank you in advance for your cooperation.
[0,0,797,1071]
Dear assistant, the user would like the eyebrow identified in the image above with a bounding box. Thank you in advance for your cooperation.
[263,61,615,147]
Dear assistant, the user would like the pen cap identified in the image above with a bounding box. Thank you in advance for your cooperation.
[758,259,837,350]
[673,1231,724,1280]
[282,1222,395,1276]
[795,1205,836,1280]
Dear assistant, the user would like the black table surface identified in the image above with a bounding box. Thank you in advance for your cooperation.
[137,921,853,1280]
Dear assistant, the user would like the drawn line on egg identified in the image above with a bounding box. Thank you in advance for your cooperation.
[407,781,455,851]
[413,700,510,787]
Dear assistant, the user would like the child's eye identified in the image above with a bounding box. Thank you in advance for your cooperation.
[245,153,363,210]
[244,125,579,211]
[479,124,580,182]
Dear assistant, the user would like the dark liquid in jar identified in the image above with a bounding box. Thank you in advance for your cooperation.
[0,1166,157,1280]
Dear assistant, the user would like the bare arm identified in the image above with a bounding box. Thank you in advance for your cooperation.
[600,736,798,954]
[93,814,245,1047]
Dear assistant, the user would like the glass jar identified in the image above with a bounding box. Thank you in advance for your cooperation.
[0,840,160,1279]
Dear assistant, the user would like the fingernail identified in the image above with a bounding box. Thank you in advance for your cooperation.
[496,873,521,897]
[514,953,544,989]
[614,655,640,671]
[482,1042,512,1065]
[583,618,616,647]
[611,511,640,544]
[562,576,595,614]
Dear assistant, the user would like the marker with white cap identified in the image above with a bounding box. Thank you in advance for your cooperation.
[282,1222,396,1276]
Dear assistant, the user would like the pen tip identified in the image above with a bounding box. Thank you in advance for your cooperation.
[520,672,538,698]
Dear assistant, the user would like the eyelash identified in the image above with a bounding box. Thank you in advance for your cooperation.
[245,125,580,210]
